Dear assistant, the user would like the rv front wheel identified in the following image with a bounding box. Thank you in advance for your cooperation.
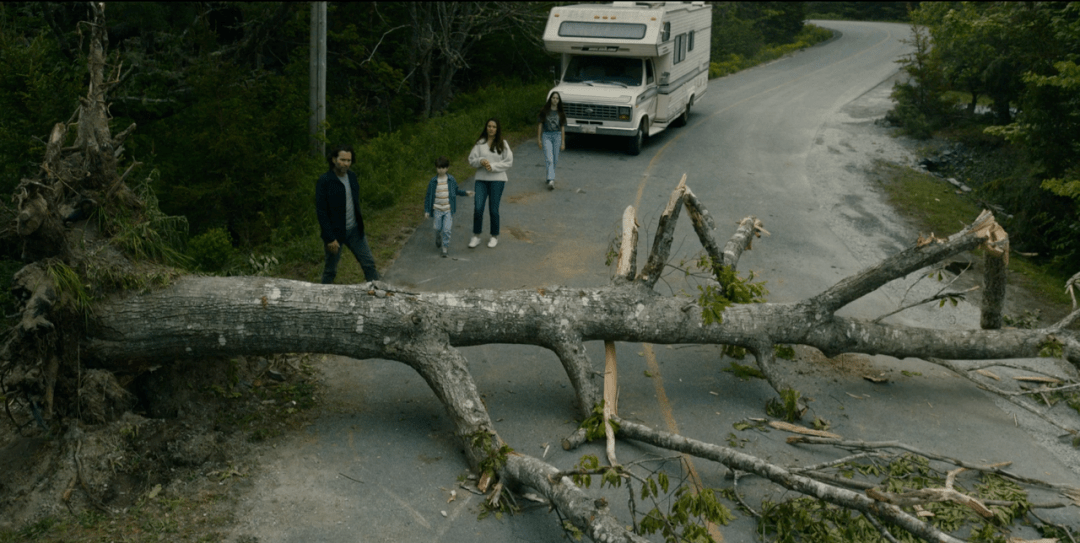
[627,119,647,156]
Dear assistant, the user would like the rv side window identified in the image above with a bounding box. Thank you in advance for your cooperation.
[662,22,670,42]
[674,34,686,64]
[688,30,695,52]
[646,60,654,85]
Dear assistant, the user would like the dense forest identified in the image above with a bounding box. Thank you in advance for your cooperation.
[886,2,1080,274]
[0,1,824,280]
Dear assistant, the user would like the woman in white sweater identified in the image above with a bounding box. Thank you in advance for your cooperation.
[467,118,514,248]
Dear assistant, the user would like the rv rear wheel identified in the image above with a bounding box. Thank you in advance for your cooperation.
[674,96,693,127]
[627,119,647,156]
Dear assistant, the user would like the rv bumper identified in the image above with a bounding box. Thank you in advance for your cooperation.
[565,124,637,137]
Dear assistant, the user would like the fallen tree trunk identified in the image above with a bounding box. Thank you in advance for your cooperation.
[74,206,1077,541]
[85,274,1079,381]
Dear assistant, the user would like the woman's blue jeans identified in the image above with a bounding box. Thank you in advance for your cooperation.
[473,180,505,236]
[541,131,561,181]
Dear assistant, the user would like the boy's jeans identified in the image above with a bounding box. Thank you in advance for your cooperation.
[541,131,561,181]
[433,209,452,248]
[321,227,379,283]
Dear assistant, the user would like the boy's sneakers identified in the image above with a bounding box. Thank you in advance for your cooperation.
[468,236,481,248]
[547,179,555,191]
[487,237,498,248]
[441,247,448,258]
[436,232,442,248]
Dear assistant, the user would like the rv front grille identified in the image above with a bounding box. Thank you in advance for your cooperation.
[565,102,620,121]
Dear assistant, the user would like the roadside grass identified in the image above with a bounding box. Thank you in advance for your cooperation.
[710,24,834,78]
[871,159,1073,309]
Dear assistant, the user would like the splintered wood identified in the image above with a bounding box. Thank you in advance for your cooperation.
[969,209,1010,264]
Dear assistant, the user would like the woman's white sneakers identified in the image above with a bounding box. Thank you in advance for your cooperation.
[468,236,498,248]
[547,179,555,190]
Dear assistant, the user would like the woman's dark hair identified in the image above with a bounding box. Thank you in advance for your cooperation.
[435,156,450,168]
[478,118,504,154]
[539,92,567,126]
[327,144,354,169]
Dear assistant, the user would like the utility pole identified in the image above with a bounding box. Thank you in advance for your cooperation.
[309,1,327,158]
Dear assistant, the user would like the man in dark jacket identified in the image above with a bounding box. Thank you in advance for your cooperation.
[315,145,379,283]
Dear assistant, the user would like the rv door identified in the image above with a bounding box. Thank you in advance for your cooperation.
[639,59,658,122]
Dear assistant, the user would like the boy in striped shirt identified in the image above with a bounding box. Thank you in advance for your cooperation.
[424,156,473,257]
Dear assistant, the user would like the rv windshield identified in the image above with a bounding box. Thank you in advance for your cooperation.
[563,56,643,87]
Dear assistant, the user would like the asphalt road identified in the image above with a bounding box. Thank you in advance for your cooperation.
[229,21,1080,542]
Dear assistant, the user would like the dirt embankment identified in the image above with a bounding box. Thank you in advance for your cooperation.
[0,353,321,540]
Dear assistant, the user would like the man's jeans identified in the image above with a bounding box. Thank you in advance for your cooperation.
[541,131,561,181]
[473,180,505,237]
[321,227,379,283]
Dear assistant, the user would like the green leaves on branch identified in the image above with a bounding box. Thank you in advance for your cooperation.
[570,453,736,543]
[723,361,764,381]
[569,455,624,491]
[469,431,512,480]
[580,401,619,443]
[696,256,767,326]
[1037,337,1064,359]
[765,388,804,422]
[760,454,1035,543]
[639,486,734,543]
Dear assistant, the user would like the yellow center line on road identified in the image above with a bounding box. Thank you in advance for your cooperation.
[642,343,719,540]
[629,26,896,541]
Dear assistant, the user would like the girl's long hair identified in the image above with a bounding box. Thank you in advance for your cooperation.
[539,92,567,126]
[478,118,505,154]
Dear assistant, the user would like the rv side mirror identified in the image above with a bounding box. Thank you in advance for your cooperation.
[550,65,557,85]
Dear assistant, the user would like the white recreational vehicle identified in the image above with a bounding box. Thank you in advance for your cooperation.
[542,1,712,155]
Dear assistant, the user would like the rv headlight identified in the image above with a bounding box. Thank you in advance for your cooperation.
[618,107,631,121]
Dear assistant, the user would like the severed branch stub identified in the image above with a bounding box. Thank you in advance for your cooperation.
[616,205,639,281]
[638,173,687,288]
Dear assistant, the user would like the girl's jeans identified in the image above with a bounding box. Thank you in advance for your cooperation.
[541,131,561,181]
[433,209,452,248]
[473,180,505,236]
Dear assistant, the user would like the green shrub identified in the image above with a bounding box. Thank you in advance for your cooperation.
[187,228,235,273]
